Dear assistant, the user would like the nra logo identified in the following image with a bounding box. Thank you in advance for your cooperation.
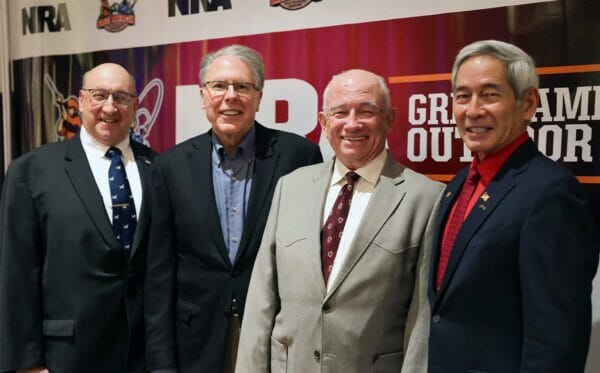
[22,3,71,35]
[97,0,137,33]
[270,0,321,10]
[168,0,232,17]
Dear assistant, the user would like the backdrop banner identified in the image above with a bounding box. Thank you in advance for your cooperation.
[5,0,600,370]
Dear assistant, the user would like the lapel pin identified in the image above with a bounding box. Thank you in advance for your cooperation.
[445,191,452,198]
[480,192,490,202]
[478,204,486,211]
[144,159,152,165]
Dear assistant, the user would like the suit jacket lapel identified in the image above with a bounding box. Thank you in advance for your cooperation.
[130,140,154,259]
[325,155,406,299]
[428,169,466,300]
[307,161,335,296]
[189,133,231,265]
[236,124,280,263]
[434,141,535,301]
[64,136,121,250]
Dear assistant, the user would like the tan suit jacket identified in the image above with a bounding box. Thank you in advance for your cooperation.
[236,154,443,373]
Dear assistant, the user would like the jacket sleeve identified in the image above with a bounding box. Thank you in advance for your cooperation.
[519,175,599,372]
[144,160,178,371]
[235,178,284,373]
[401,189,443,373]
[0,160,45,371]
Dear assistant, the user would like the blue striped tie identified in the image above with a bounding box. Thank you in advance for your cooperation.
[106,147,137,251]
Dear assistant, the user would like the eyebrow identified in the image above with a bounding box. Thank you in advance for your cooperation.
[329,101,379,111]
[455,82,502,92]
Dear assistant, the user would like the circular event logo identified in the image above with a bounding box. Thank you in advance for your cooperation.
[278,0,313,10]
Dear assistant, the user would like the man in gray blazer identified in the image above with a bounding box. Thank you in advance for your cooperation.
[236,69,443,372]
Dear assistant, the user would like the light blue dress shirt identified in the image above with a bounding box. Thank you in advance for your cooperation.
[211,127,255,265]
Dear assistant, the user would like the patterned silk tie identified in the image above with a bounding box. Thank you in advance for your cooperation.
[435,166,481,292]
[106,147,137,251]
[321,171,359,284]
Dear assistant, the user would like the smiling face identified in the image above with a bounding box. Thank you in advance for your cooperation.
[453,55,538,159]
[319,70,395,170]
[201,55,262,152]
[79,63,136,146]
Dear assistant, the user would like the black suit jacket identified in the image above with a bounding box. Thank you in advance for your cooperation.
[427,139,599,372]
[145,123,323,372]
[0,135,156,373]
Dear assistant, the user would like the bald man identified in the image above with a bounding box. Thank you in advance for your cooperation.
[0,63,156,373]
[236,69,443,372]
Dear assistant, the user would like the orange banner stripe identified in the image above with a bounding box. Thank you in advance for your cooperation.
[427,174,600,184]
[388,64,600,84]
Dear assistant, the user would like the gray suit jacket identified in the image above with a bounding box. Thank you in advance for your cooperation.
[236,154,443,373]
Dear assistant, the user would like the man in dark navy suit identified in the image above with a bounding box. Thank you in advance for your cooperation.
[0,63,156,373]
[144,44,322,373]
[427,40,599,372]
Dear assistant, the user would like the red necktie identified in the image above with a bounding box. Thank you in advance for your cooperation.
[435,166,480,292]
[321,172,359,284]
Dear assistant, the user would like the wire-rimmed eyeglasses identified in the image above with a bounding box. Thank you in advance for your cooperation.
[202,81,259,97]
[82,88,137,108]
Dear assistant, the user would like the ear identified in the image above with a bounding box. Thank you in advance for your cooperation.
[255,89,263,113]
[386,107,397,130]
[78,90,85,108]
[318,111,330,139]
[199,85,206,109]
[521,88,539,121]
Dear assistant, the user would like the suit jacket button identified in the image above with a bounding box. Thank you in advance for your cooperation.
[432,314,440,323]
[313,350,320,361]
[323,304,331,313]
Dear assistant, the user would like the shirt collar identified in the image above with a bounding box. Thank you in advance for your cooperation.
[80,125,131,159]
[212,125,256,161]
[474,132,529,184]
[331,149,387,187]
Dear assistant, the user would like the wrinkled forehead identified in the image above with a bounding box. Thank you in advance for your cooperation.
[327,81,383,108]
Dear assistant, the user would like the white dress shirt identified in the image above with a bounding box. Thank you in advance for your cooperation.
[80,126,143,224]
[322,149,387,290]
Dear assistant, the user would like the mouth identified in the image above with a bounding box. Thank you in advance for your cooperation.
[100,118,119,124]
[341,135,367,142]
[466,126,491,133]
[220,109,242,116]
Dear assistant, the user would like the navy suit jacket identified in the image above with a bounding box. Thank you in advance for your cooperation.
[428,139,599,372]
[0,135,156,373]
[144,123,323,372]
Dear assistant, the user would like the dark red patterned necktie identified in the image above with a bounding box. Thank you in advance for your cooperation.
[321,171,359,285]
[435,166,480,292]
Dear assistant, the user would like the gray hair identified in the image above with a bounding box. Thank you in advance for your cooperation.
[451,40,538,101]
[199,44,265,90]
[322,69,391,113]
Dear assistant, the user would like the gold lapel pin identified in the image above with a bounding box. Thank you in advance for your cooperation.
[480,192,490,202]
[478,204,486,211]
[445,191,452,198]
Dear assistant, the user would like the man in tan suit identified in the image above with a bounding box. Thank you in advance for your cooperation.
[236,69,443,372]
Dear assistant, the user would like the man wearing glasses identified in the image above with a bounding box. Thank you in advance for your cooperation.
[0,63,156,372]
[144,44,322,373]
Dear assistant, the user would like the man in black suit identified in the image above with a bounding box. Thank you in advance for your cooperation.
[144,44,323,373]
[0,63,156,373]
[426,40,599,372]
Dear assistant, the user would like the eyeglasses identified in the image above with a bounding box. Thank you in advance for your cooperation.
[82,88,136,107]
[327,105,385,121]
[202,81,259,97]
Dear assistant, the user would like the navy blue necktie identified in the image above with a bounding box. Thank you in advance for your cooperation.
[106,147,137,251]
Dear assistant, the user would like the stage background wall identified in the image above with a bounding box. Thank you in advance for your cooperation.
[3,0,599,370]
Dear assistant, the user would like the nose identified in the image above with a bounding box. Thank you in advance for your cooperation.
[223,84,238,99]
[102,94,118,111]
[344,110,364,130]
[465,96,484,118]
